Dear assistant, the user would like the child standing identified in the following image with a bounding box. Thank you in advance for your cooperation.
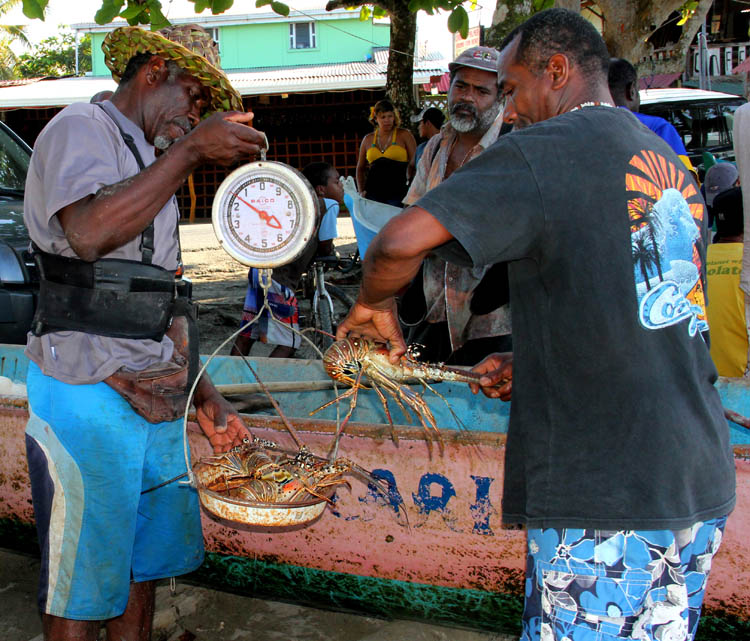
[231,162,343,358]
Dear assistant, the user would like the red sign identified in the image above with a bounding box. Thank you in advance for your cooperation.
[454,26,481,58]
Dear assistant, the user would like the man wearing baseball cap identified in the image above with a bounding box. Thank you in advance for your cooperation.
[408,106,445,176]
[23,23,264,640]
[400,45,511,365]
[704,162,740,227]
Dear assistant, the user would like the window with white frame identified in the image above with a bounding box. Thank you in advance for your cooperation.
[208,27,219,46]
[289,22,316,49]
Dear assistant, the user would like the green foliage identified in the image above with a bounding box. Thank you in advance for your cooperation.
[677,1,698,26]
[94,0,167,29]
[73,0,480,39]
[15,32,91,77]
[1,0,29,79]
[95,0,124,25]
[532,0,553,10]
[447,5,468,38]
[21,0,47,20]
[270,1,289,16]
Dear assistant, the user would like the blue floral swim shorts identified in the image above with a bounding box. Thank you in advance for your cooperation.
[522,519,727,641]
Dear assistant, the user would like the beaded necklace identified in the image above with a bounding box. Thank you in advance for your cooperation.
[569,101,614,112]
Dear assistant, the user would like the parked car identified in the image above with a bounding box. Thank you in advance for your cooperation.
[0,121,36,344]
[638,88,745,176]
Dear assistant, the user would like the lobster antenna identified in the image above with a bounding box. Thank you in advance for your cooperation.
[239,356,305,451]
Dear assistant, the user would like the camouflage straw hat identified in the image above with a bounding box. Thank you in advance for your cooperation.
[102,24,243,114]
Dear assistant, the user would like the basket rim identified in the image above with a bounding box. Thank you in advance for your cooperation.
[192,460,333,510]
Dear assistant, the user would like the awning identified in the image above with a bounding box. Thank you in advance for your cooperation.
[422,72,450,93]
[0,55,449,110]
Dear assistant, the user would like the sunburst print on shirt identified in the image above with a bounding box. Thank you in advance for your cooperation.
[627,150,708,337]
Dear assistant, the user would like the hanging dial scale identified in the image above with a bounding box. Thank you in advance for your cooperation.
[212,145,318,269]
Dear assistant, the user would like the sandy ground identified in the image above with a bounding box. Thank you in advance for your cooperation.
[181,217,361,358]
[0,217,518,640]
[0,548,516,641]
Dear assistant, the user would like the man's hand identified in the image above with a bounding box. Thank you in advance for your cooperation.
[336,298,407,363]
[470,352,513,401]
[193,376,253,453]
[184,110,267,167]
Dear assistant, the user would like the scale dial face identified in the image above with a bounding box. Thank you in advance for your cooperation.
[212,161,318,267]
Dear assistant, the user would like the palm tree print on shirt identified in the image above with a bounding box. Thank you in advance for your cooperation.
[626,150,708,336]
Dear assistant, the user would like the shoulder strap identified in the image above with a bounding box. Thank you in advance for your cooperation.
[95,102,154,265]
[390,129,397,145]
[370,128,378,147]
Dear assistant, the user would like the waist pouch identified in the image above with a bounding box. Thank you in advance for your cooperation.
[104,294,201,424]
[31,251,176,341]
[31,249,199,423]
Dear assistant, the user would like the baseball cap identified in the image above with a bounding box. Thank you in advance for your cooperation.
[448,46,500,75]
[410,106,445,129]
[704,162,739,207]
[713,186,743,238]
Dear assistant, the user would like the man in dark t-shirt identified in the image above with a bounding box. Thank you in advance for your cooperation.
[336,9,735,641]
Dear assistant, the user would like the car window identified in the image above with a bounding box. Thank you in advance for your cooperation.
[640,98,744,161]
[0,124,30,192]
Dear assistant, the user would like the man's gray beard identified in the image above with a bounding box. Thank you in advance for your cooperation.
[450,100,503,134]
[154,135,173,150]
[154,117,192,151]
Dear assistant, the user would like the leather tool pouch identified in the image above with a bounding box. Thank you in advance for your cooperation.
[104,282,200,424]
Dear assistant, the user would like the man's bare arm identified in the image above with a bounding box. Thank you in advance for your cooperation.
[57,112,265,261]
[337,205,454,360]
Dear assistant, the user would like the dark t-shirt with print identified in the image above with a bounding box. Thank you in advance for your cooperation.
[416,106,736,530]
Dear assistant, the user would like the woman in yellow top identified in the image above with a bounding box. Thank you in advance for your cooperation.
[356,99,416,206]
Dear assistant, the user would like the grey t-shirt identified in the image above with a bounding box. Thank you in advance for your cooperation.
[24,100,181,384]
[416,106,736,530]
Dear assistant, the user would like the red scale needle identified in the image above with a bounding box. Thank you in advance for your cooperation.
[235,193,282,229]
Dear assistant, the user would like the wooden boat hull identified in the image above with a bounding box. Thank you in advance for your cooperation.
[1,344,748,634]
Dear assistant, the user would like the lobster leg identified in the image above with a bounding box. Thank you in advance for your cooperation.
[366,379,401,445]
[309,385,358,415]
[370,377,412,428]
[420,380,470,433]
[368,372,443,455]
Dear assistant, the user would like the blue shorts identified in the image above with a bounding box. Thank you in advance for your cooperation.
[25,361,204,620]
[521,519,727,640]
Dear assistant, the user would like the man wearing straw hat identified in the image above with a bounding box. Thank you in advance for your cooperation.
[23,24,264,640]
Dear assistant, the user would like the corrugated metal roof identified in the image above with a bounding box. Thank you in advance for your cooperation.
[0,54,448,108]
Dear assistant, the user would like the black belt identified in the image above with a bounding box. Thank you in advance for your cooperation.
[31,249,176,340]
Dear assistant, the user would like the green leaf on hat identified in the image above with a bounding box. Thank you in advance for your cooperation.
[22,0,49,20]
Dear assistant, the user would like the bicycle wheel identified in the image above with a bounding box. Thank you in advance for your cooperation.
[313,295,334,351]
[313,285,355,352]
